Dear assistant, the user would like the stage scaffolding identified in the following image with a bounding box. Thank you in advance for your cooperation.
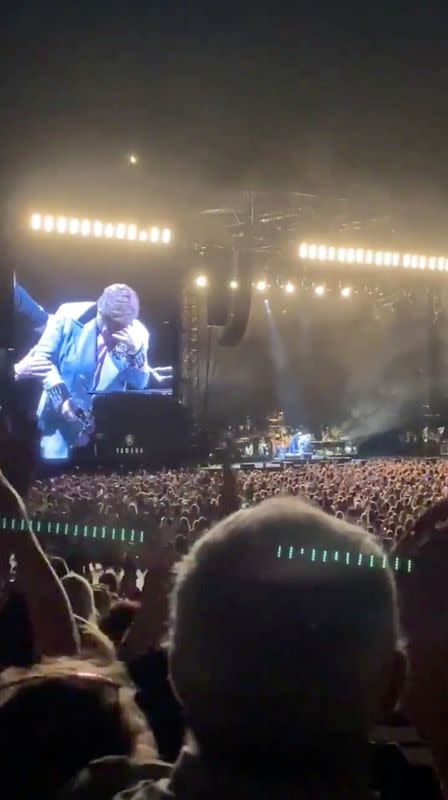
[180,283,204,420]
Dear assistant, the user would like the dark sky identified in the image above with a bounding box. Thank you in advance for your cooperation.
[3,2,448,223]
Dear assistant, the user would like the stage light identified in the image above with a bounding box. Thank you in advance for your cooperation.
[128,153,139,165]
[255,280,267,293]
[318,245,327,261]
[30,213,41,230]
[80,219,91,237]
[195,274,208,288]
[341,286,352,298]
[229,279,239,290]
[284,281,295,294]
[29,212,172,245]
[297,242,448,275]
[43,215,54,232]
[56,216,67,234]
[314,284,325,297]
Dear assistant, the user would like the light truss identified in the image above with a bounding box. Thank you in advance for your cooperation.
[298,242,448,272]
[30,213,172,245]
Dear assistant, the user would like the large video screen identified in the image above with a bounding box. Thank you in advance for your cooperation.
[12,250,177,461]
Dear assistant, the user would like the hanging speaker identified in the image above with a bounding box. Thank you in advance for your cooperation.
[206,245,230,326]
[207,284,229,327]
[219,248,253,346]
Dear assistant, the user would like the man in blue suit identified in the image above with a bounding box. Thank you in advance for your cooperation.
[25,283,150,460]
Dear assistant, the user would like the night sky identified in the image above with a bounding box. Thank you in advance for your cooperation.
[3,3,448,225]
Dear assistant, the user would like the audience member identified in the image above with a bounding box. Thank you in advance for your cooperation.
[115,497,407,799]
[0,658,156,800]
[2,453,448,799]
[62,573,97,624]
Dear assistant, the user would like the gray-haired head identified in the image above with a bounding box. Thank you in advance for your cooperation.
[97,284,139,331]
[169,497,404,769]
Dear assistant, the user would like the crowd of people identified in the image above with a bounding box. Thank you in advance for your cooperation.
[27,458,448,546]
[1,456,448,798]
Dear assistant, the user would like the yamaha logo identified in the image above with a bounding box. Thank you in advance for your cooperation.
[125,433,135,447]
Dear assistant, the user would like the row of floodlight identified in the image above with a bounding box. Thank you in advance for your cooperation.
[29,214,172,244]
[255,281,351,298]
[193,275,352,297]
[298,242,448,271]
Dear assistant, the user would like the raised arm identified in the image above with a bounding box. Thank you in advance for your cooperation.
[119,548,174,663]
[0,470,79,659]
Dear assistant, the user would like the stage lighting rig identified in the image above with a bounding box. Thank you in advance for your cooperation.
[29,213,172,246]
[298,242,448,273]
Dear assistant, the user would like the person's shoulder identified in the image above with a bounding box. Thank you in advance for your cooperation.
[61,756,171,800]
[55,301,95,321]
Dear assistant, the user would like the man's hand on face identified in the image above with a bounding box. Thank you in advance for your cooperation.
[111,325,140,356]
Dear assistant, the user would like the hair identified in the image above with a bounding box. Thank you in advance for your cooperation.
[0,658,153,799]
[76,618,116,664]
[49,555,70,580]
[62,573,96,623]
[98,571,119,595]
[93,585,112,619]
[97,284,139,329]
[169,497,401,769]
[100,599,140,647]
